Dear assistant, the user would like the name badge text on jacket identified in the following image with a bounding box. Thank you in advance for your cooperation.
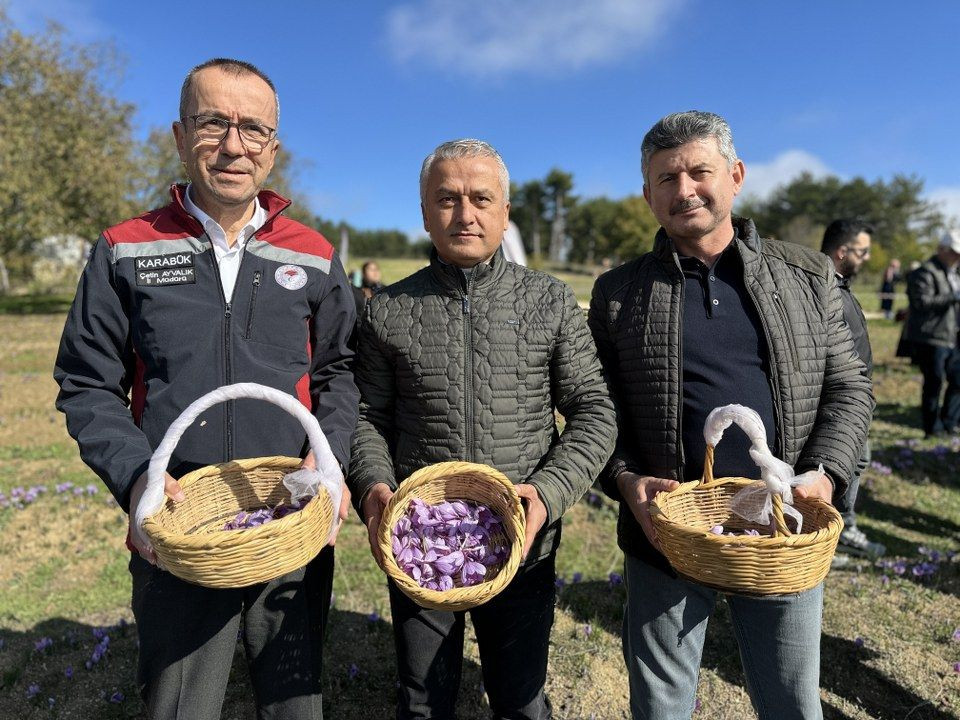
[135,252,196,286]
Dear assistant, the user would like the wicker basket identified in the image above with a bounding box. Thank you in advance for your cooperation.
[651,416,843,596]
[139,383,340,588]
[377,461,525,611]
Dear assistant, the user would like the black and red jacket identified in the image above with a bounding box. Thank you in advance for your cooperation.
[55,184,360,512]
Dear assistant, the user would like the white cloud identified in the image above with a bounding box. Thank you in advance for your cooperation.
[386,0,679,76]
[927,187,960,226]
[738,150,834,203]
[5,0,108,40]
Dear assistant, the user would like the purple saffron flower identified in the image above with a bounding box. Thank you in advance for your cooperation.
[26,683,40,699]
[65,666,73,679]
[572,572,583,583]
[609,572,623,587]
[48,698,55,708]
[348,663,359,679]
[854,637,864,648]
[953,662,960,674]
[555,576,566,590]
[708,525,724,535]
[109,691,124,703]
[34,637,53,652]
[367,611,380,623]
[952,628,960,642]
[583,624,592,637]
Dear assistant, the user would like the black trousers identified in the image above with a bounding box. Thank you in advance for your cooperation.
[915,344,960,434]
[388,554,556,720]
[130,546,334,720]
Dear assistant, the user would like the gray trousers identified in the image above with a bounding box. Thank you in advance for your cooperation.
[130,547,334,720]
[623,554,823,720]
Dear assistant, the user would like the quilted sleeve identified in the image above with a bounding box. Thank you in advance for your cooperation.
[794,274,874,497]
[348,299,399,516]
[587,276,641,501]
[525,285,616,525]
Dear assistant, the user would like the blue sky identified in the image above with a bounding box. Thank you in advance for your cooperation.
[8,0,960,239]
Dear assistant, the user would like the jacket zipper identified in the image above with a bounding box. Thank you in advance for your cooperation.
[462,276,475,462]
[208,244,237,460]
[244,270,262,339]
[746,281,784,457]
[772,290,799,370]
[675,276,685,477]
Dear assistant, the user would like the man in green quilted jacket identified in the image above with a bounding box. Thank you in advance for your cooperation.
[349,139,616,719]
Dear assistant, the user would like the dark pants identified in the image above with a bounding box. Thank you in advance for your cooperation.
[130,546,334,720]
[388,554,556,720]
[915,344,960,434]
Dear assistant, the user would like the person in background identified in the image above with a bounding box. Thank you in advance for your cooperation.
[880,258,901,320]
[361,260,384,295]
[350,139,615,719]
[820,219,886,561]
[54,57,358,719]
[590,111,873,720]
[904,230,960,437]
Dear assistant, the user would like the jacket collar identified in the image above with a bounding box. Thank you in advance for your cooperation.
[653,216,761,271]
[167,183,292,237]
[429,246,508,293]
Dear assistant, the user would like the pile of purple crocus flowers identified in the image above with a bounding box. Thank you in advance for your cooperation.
[709,525,764,537]
[222,502,300,530]
[392,498,509,591]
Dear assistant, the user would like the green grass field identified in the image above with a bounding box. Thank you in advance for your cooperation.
[0,294,957,718]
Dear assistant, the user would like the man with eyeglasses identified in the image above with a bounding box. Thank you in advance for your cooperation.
[55,58,358,719]
[820,219,886,562]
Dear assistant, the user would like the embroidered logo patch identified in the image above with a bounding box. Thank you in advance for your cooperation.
[275,264,308,290]
[135,252,195,286]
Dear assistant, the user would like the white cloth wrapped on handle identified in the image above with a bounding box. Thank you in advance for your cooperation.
[133,382,344,553]
[703,404,822,534]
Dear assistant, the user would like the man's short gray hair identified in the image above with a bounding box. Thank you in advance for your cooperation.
[640,111,738,182]
[179,58,280,126]
[419,139,510,203]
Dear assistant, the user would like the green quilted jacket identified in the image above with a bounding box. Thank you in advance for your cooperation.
[349,249,616,562]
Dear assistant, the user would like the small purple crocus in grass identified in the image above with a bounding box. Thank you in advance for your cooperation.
[34,637,52,652]
[952,628,960,643]
[65,666,73,679]
[367,611,380,623]
[555,576,566,590]
[109,691,124,703]
[26,683,40,699]
[348,663,359,679]
[609,572,623,587]
[572,572,583,583]
[953,662,960,674]
[583,624,592,638]
[854,637,864,648]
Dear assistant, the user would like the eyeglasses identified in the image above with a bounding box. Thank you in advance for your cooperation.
[183,115,277,149]
[844,245,871,259]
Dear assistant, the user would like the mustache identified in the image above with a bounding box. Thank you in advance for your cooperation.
[670,198,707,215]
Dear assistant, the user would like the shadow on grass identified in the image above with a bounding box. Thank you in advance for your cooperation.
[860,495,960,544]
[0,294,73,315]
[873,402,922,431]
[0,610,486,719]
[820,633,957,720]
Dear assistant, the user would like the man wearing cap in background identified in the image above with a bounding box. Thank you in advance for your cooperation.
[904,230,960,437]
[820,219,886,562]
[54,58,358,719]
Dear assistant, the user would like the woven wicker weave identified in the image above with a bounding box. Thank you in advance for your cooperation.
[143,456,334,588]
[138,383,339,589]
[377,461,525,611]
[651,445,843,595]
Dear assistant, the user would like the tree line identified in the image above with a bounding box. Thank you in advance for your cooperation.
[0,13,950,287]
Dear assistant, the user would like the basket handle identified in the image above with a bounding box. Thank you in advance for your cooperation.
[133,382,343,547]
[700,405,792,537]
